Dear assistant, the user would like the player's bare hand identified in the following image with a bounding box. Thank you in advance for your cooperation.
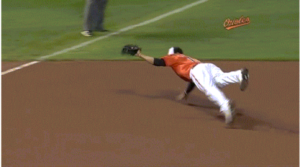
[176,92,188,101]
[135,50,141,57]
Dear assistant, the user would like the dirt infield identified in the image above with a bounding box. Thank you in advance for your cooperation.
[2,61,299,166]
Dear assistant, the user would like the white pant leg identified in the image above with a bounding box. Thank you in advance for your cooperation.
[209,64,242,88]
[190,63,230,113]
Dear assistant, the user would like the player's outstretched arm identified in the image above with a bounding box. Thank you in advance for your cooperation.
[135,50,154,64]
[135,50,166,66]
[176,82,195,101]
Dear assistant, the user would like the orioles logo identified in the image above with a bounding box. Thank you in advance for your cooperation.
[223,16,250,30]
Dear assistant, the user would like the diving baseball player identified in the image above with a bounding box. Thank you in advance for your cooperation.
[121,45,249,125]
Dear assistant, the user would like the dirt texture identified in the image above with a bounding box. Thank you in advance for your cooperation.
[2,61,299,166]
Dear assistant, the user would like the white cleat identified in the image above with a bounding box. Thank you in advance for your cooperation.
[81,31,92,37]
[224,101,236,125]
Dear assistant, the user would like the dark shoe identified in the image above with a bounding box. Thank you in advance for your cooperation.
[81,30,92,37]
[240,68,249,91]
[95,29,109,32]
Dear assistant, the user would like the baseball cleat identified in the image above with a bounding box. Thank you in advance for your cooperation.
[81,30,92,37]
[224,101,236,125]
[240,68,249,91]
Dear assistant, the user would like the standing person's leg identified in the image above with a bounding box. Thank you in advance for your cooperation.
[190,63,235,124]
[95,0,108,31]
[82,0,97,36]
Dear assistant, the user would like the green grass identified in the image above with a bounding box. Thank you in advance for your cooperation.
[2,0,299,61]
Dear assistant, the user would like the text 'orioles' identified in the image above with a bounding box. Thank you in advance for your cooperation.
[223,16,250,30]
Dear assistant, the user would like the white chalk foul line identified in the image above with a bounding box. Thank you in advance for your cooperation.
[2,0,208,76]
[1,61,40,75]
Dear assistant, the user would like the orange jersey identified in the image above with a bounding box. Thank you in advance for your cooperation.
[162,54,201,81]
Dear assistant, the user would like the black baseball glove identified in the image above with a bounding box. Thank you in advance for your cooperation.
[121,45,141,56]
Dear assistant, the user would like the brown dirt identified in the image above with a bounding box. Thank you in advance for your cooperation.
[2,61,299,166]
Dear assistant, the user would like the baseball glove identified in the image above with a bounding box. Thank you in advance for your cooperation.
[121,45,141,56]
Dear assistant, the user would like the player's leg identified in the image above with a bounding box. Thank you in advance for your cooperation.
[209,63,249,91]
[190,64,235,124]
[204,86,235,124]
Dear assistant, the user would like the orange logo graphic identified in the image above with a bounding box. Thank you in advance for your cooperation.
[223,16,250,30]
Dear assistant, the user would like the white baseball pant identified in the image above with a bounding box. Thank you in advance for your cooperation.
[190,63,242,114]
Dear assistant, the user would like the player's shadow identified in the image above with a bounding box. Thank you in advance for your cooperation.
[115,89,297,133]
[154,90,272,131]
[185,102,270,131]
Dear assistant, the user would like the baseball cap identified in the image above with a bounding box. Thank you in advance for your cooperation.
[168,47,183,55]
